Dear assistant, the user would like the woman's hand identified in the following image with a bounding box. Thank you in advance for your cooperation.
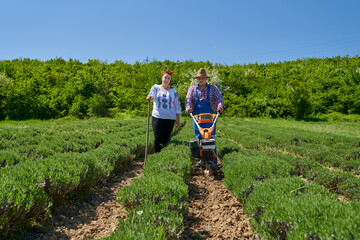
[146,96,153,101]
[185,107,192,114]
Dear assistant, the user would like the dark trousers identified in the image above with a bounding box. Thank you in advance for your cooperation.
[152,116,175,153]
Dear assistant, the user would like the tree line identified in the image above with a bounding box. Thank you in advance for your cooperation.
[0,56,359,120]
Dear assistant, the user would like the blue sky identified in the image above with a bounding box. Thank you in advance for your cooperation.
[1,0,359,65]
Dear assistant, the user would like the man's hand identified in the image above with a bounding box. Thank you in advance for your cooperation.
[146,96,153,101]
[217,105,224,112]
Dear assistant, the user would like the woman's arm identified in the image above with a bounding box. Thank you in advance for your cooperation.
[174,89,182,114]
[147,85,157,101]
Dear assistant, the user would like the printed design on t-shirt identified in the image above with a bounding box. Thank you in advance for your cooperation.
[156,90,173,110]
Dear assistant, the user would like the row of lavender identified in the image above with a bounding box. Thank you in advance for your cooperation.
[0,118,152,239]
[217,118,360,239]
[102,121,194,239]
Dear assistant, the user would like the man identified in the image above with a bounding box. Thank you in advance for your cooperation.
[185,68,224,164]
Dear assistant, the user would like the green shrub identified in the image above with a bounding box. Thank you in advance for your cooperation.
[103,201,183,240]
[144,145,192,180]
[263,194,359,239]
[0,162,51,239]
[245,177,360,239]
[117,172,188,214]
[222,151,295,202]
[87,94,107,117]
[69,95,87,119]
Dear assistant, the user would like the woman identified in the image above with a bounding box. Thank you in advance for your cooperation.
[146,70,182,153]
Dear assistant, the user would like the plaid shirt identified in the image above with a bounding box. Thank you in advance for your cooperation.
[185,84,224,113]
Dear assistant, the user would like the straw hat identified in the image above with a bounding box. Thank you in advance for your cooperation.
[193,68,210,79]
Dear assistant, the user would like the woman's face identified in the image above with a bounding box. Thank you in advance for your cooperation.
[162,73,171,86]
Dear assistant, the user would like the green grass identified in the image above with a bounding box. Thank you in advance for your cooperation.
[250,117,360,137]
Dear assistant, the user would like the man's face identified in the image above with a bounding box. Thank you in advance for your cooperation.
[197,77,208,86]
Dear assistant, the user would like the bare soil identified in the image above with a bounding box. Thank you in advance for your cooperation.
[22,158,145,240]
[181,168,257,240]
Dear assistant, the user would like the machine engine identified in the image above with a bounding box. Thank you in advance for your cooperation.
[189,138,216,162]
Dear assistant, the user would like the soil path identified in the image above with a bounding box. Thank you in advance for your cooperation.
[181,169,257,240]
[23,158,145,240]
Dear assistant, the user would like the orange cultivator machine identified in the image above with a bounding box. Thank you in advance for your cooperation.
[189,112,222,175]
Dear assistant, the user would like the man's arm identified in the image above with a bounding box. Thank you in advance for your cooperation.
[185,85,195,113]
[213,85,224,112]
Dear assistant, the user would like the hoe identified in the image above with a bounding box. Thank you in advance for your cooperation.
[189,111,222,176]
